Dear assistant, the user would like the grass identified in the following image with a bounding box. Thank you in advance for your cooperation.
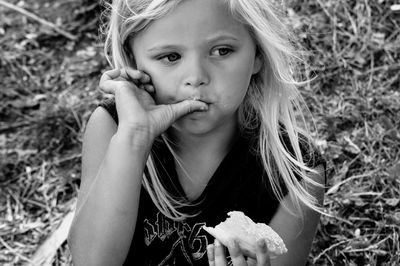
[0,0,399,265]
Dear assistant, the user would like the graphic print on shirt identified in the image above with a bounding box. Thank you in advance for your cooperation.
[143,211,208,265]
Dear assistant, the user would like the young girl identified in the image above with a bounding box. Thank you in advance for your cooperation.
[68,0,326,265]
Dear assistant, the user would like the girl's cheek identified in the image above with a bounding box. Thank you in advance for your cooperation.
[152,83,176,105]
[154,93,170,105]
[150,73,180,104]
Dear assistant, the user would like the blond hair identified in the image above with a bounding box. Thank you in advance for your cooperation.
[101,0,324,220]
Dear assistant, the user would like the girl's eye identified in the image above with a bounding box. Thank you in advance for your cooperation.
[211,47,233,57]
[158,53,181,63]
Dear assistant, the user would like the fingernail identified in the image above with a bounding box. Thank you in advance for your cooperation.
[140,71,151,82]
[125,68,133,75]
[230,239,239,252]
[214,239,224,257]
[257,238,266,249]
[199,105,208,111]
[207,244,215,261]
[144,84,154,92]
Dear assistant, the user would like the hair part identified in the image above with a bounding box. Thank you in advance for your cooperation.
[101,0,325,221]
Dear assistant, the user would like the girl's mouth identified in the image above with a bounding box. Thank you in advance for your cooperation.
[189,96,211,105]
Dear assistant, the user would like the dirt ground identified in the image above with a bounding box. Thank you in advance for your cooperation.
[1,0,399,265]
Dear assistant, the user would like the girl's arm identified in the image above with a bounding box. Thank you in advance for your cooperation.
[269,164,325,266]
[68,68,207,266]
[68,107,150,266]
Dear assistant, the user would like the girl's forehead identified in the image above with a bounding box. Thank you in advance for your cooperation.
[133,0,250,48]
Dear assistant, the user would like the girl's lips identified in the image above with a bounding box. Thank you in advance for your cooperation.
[188,100,211,116]
[188,96,211,104]
[188,109,208,118]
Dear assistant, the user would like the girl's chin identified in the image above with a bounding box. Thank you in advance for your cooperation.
[171,118,215,136]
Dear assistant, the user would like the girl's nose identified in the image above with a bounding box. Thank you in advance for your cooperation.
[183,57,210,88]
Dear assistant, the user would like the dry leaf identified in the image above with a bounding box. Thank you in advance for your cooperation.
[388,162,400,178]
[391,4,400,11]
[385,198,400,207]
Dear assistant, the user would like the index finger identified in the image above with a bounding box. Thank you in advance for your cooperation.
[126,68,151,84]
[214,240,228,266]
[100,69,121,83]
[207,244,215,266]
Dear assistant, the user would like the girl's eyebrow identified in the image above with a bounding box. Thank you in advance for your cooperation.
[205,34,240,43]
[146,44,184,53]
[146,34,240,53]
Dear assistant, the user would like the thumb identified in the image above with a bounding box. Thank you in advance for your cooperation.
[168,100,208,121]
[152,100,209,135]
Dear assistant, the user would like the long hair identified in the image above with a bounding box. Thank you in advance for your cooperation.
[101,0,324,220]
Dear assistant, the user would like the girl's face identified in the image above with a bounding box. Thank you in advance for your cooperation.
[130,0,261,135]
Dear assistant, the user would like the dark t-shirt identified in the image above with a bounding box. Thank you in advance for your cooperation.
[98,98,326,266]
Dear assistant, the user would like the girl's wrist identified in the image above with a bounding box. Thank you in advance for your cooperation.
[112,126,153,153]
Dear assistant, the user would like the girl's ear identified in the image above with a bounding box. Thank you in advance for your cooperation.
[252,54,262,75]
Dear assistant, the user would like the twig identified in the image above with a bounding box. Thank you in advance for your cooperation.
[52,154,82,165]
[323,214,353,226]
[326,170,378,195]
[313,240,350,263]
[360,63,400,76]
[0,121,32,133]
[0,237,34,264]
[343,236,392,254]
[0,0,77,40]
[25,199,76,266]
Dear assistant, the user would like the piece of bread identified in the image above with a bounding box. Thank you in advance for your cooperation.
[203,211,287,257]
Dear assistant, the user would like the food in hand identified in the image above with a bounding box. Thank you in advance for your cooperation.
[203,211,287,257]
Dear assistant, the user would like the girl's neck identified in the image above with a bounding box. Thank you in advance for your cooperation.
[167,121,239,158]
[165,120,239,201]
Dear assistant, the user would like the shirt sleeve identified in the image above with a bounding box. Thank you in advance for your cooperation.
[98,97,119,124]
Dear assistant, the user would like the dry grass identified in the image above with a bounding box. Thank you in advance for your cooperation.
[289,0,400,265]
[0,0,399,265]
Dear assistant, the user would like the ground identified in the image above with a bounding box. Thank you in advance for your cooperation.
[0,0,399,265]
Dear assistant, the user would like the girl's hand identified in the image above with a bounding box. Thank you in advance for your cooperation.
[207,239,271,266]
[99,68,208,145]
